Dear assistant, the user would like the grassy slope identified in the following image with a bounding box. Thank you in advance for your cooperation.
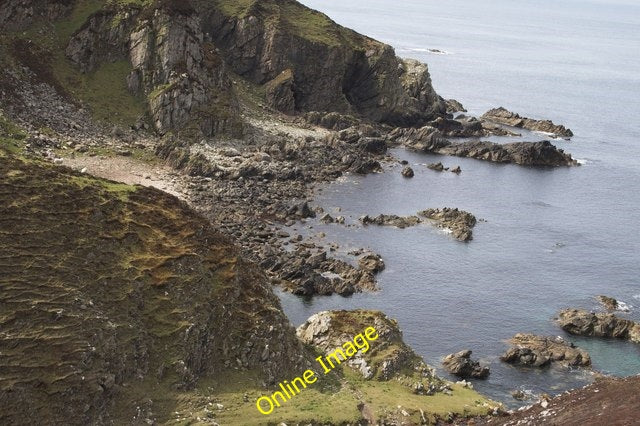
[211,0,370,48]
[3,0,146,126]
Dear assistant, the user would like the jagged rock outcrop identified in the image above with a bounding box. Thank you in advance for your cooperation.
[358,252,385,274]
[360,213,422,229]
[596,295,630,312]
[500,334,591,368]
[445,99,467,113]
[482,107,574,138]
[297,310,442,387]
[435,140,577,167]
[265,68,295,114]
[418,208,477,241]
[44,0,445,136]
[556,309,640,343]
[207,0,445,126]
[442,350,490,379]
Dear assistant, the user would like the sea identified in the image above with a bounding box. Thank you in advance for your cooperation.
[277,0,640,404]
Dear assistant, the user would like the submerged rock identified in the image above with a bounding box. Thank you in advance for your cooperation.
[482,107,574,138]
[500,334,591,368]
[442,350,490,379]
[556,309,640,343]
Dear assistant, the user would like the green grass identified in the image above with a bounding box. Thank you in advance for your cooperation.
[0,113,28,155]
[54,0,105,41]
[9,0,147,126]
[212,0,365,47]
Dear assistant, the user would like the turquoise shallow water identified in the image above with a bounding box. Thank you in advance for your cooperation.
[279,0,640,404]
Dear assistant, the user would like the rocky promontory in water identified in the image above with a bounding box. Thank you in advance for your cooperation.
[359,208,477,241]
[557,309,640,343]
[500,334,591,368]
[482,107,574,139]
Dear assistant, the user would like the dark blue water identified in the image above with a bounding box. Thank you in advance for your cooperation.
[279,0,640,403]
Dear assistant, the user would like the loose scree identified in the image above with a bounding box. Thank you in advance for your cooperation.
[255,326,379,415]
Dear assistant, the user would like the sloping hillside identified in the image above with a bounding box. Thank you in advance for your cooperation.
[0,147,309,424]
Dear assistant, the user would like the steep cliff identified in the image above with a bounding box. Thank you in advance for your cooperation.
[0,0,444,138]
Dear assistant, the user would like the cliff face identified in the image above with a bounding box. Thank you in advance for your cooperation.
[1,0,444,137]
[0,150,309,425]
[206,0,444,125]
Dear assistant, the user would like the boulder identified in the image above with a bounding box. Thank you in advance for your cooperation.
[359,137,387,155]
[401,166,415,178]
[442,350,490,379]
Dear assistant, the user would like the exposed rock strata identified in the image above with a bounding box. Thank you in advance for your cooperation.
[482,107,573,138]
[500,334,591,368]
[556,309,640,343]
[442,350,490,379]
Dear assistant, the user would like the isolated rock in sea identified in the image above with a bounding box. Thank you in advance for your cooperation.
[500,334,591,368]
[360,214,422,229]
[418,208,476,241]
[427,162,445,171]
[482,107,574,138]
[556,309,640,343]
[442,350,490,379]
[597,295,630,312]
[450,166,462,174]
[401,166,415,178]
[358,252,386,274]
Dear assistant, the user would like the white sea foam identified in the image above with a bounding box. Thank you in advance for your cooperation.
[616,301,631,312]
[400,47,453,55]
[576,158,589,165]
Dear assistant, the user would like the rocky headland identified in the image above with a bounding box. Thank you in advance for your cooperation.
[0,0,603,424]
[482,107,574,139]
